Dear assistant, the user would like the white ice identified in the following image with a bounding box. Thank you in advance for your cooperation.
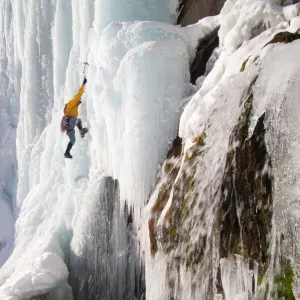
[220,256,258,300]
[0,0,18,269]
[0,193,14,268]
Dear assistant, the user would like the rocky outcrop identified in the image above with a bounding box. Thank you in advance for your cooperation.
[178,0,226,26]
[149,137,183,256]
[282,0,300,5]
[219,79,273,284]
[190,29,219,84]
[148,77,277,298]
[264,30,300,47]
[177,1,224,85]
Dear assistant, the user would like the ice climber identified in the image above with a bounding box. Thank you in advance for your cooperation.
[61,77,89,159]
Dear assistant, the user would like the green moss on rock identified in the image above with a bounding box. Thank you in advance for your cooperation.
[253,55,260,64]
[274,259,295,300]
[185,131,206,161]
[188,176,194,190]
[149,75,276,298]
[240,57,250,72]
[194,132,206,146]
[169,227,177,242]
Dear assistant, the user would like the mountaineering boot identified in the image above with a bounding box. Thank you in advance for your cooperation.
[76,119,88,138]
[80,127,88,138]
[64,142,73,159]
[64,152,73,159]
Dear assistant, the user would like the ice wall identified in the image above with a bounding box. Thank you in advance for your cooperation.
[0,0,18,266]
[2,0,299,299]
[0,0,211,299]
[87,21,193,208]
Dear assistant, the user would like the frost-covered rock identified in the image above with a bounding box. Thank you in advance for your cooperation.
[147,2,300,299]
[0,0,219,299]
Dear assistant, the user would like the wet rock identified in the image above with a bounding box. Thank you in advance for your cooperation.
[149,153,181,256]
[148,76,277,298]
[149,131,207,259]
[219,78,272,273]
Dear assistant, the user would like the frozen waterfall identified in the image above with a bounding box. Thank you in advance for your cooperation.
[0,0,204,299]
[1,0,300,299]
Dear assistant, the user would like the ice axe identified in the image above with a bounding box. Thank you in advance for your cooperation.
[83,62,90,78]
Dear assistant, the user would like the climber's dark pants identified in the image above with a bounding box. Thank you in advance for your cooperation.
[65,117,82,153]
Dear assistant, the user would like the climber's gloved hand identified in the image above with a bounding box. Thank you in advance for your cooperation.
[83,77,87,85]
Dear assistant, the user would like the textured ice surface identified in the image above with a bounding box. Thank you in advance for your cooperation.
[1,0,300,299]
[220,256,258,300]
[0,0,214,298]
[0,193,14,268]
[87,18,220,209]
[0,0,18,270]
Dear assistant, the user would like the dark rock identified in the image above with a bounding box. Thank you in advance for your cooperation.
[149,76,275,298]
[177,1,224,84]
[264,31,300,48]
[177,0,226,26]
[26,295,48,300]
[190,29,219,84]
[281,0,300,5]
[167,135,182,159]
[219,77,272,277]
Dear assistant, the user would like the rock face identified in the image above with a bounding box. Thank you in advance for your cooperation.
[148,77,276,298]
[190,29,219,84]
[264,31,300,47]
[178,0,226,26]
[219,79,273,267]
[219,79,273,297]
[178,0,224,84]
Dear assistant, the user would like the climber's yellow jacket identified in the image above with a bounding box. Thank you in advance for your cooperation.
[64,84,85,118]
